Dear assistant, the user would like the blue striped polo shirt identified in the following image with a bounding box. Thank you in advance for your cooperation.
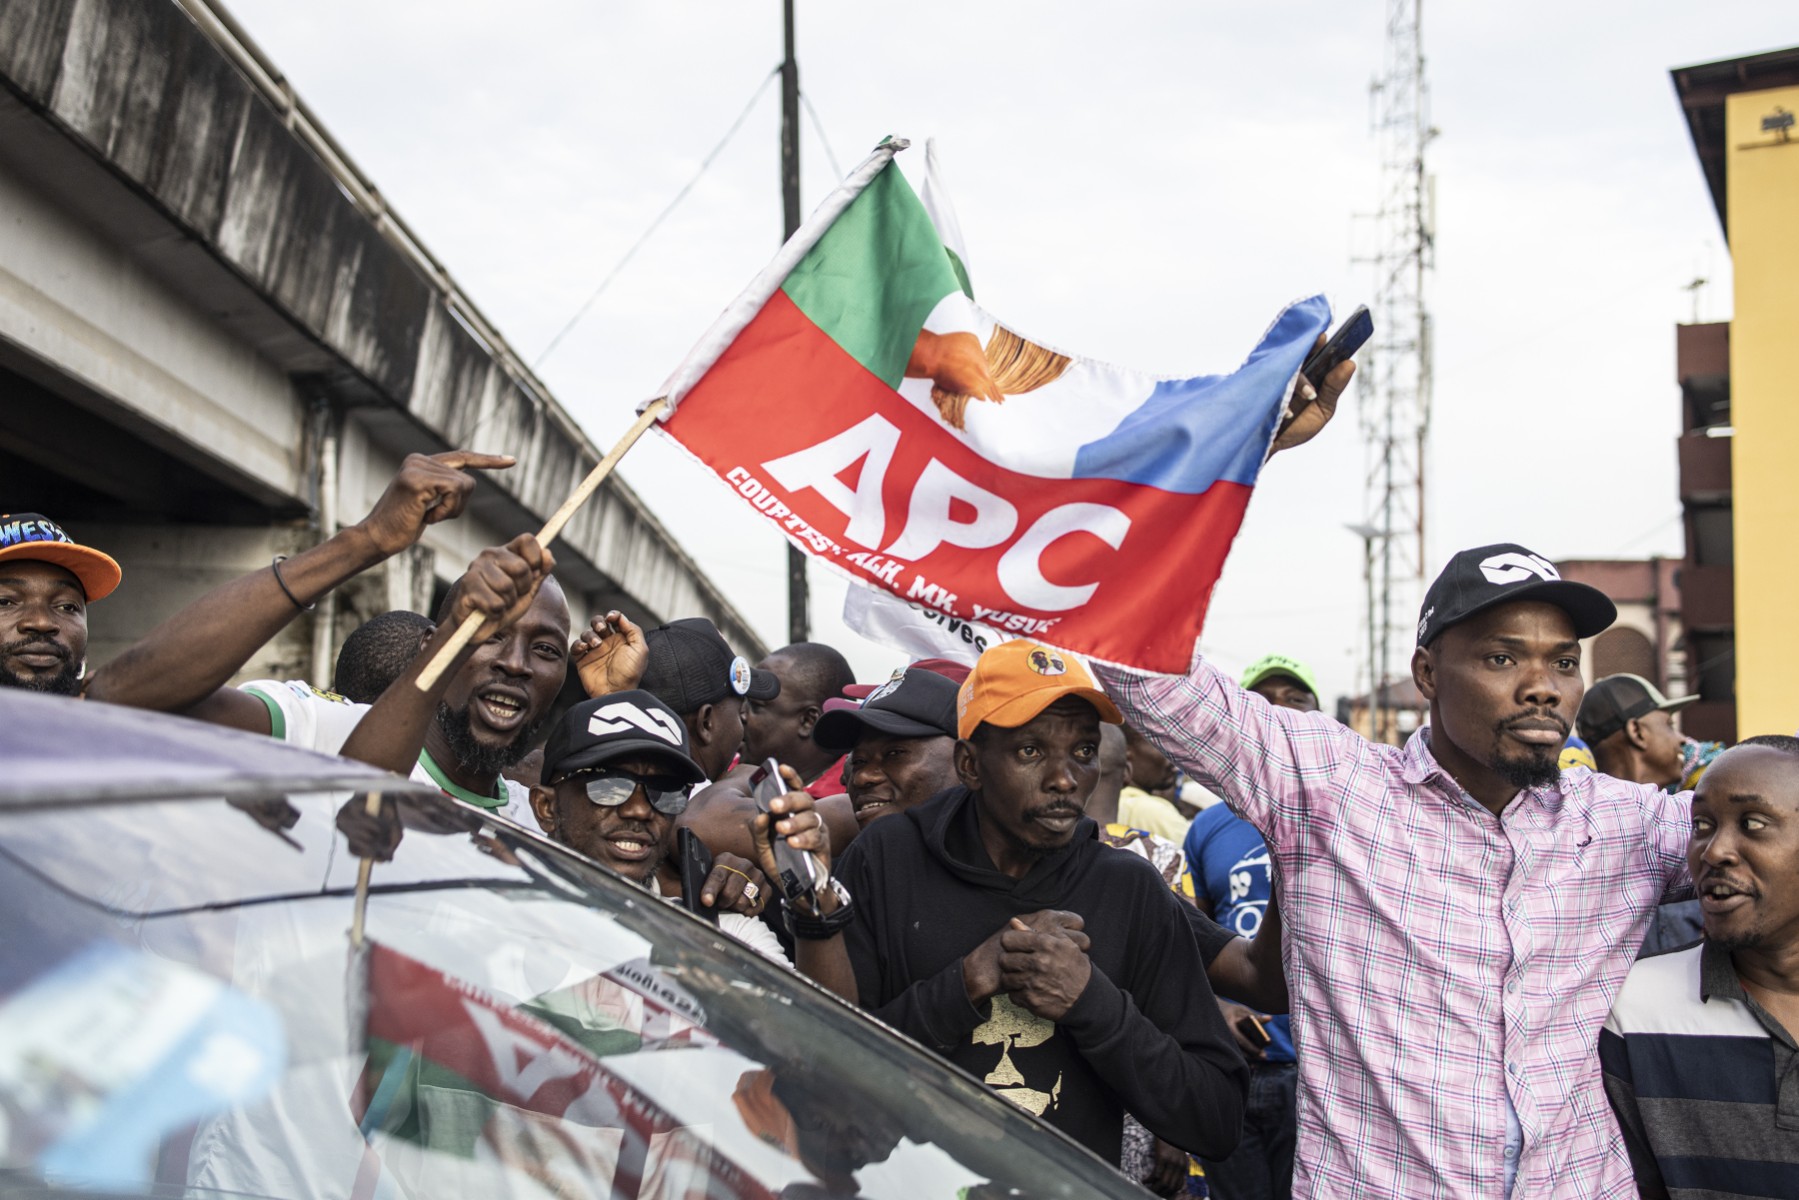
[1600,941,1799,1198]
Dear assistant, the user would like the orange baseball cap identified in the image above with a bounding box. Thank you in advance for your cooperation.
[0,513,121,601]
[956,640,1123,739]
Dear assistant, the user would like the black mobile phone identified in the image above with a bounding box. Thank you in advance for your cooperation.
[1300,305,1373,389]
[676,828,718,925]
[750,757,820,904]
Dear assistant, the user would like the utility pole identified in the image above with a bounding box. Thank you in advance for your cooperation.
[781,0,809,644]
[1358,0,1434,743]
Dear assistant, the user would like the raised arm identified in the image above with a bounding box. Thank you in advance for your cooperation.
[85,451,513,729]
[337,535,552,775]
[1097,658,1364,847]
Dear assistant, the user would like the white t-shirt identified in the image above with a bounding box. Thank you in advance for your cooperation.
[648,875,787,964]
[239,679,530,822]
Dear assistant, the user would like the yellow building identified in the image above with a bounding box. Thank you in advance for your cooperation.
[1673,48,1799,740]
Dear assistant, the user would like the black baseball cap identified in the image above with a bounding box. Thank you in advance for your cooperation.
[542,690,709,785]
[1416,543,1615,648]
[1577,674,1698,746]
[639,618,779,715]
[813,668,960,754]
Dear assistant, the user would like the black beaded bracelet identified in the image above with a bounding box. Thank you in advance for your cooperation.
[785,892,855,941]
[271,555,316,613]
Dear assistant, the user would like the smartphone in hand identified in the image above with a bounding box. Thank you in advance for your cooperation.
[750,757,821,904]
[676,827,719,926]
[1300,305,1373,389]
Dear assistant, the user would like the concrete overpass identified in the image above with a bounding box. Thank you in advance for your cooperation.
[0,0,764,686]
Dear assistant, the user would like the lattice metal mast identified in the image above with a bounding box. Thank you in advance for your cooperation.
[1359,0,1435,740]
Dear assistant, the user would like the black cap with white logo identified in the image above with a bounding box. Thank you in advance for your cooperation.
[1415,543,1616,648]
[813,668,960,755]
[639,618,780,716]
[542,690,708,785]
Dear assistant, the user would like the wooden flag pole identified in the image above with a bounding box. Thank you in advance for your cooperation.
[350,789,383,949]
[414,397,670,692]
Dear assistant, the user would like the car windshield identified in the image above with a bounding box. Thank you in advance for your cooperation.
[0,788,1140,1199]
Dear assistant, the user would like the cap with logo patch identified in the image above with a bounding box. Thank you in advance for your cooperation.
[956,640,1124,740]
[813,668,961,754]
[1415,543,1615,648]
[639,618,779,716]
[843,657,972,699]
[1576,674,1698,747]
[0,513,121,602]
[542,689,708,785]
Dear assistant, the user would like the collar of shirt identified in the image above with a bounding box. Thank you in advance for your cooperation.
[1401,726,1562,816]
[417,747,507,808]
[1701,940,1799,1051]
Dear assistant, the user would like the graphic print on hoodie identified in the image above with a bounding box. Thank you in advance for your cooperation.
[835,785,1247,1163]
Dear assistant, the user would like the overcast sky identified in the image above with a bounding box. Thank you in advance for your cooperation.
[226,0,1788,700]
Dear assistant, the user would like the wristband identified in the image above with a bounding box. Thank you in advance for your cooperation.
[785,877,854,940]
[270,555,316,613]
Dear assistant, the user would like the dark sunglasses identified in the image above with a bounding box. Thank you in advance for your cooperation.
[559,767,690,816]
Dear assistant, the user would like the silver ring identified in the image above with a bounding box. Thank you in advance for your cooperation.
[742,881,761,905]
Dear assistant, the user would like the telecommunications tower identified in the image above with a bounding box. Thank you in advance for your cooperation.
[1359,0,1434,742]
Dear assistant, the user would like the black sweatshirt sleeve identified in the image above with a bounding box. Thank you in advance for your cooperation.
[839,836,992,1051]
[1184,903,1237,965]
[1057,883,1248,1159]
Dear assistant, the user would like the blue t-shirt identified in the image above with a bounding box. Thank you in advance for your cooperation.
[1184,804,1294,1063]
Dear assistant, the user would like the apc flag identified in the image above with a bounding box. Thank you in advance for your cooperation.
[351,941,772,1199]
[651,138,1330,672]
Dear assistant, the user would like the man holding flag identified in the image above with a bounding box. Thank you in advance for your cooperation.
[1096,557,1692,1200]
[650,135,1691,1199]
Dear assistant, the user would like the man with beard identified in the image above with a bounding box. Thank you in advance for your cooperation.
[0,513,121,696]
[1601,737,1799,1198]
[230,547,564,821]
[834,640,1247,1165]
[1096,544,1694,1199]
[81,451,563,820]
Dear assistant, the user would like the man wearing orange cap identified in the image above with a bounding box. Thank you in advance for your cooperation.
[833,639,1247,1167]
[0,513,122,696]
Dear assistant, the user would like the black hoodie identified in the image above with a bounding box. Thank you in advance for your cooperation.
[836,785,1248,1164]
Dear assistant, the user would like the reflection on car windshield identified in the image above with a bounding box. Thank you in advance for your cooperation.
[0,792,1134,1199]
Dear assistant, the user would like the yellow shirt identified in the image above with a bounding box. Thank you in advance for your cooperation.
[1116,787,1190,842]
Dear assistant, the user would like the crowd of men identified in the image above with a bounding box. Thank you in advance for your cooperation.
[4,428,1797,1200]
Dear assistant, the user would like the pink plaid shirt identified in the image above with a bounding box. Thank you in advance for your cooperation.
[1098,659,1691,1200]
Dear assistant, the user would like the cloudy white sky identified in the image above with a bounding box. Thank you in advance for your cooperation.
[227,0,1788,700]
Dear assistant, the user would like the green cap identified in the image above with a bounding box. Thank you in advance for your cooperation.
[1240,654,1321,700]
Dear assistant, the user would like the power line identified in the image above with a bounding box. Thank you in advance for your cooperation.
[533,67,781,371]
[801,90,844,181]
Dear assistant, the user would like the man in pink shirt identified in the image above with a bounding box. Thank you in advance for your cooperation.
[1096,544,1692,1199]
